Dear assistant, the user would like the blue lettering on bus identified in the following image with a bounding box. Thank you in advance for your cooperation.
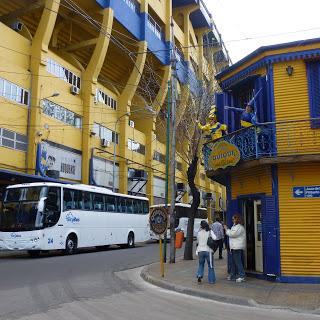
[66,213,80,223]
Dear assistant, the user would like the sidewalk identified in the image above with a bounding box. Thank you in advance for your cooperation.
[141,251,320,314]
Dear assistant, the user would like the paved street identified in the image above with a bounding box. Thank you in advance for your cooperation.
[1,244,319,320]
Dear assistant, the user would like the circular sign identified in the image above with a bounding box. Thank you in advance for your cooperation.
[149,207,168,235]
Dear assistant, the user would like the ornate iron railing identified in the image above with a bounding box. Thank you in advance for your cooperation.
[203,118,320,171]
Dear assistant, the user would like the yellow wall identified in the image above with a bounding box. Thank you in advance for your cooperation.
[231,166,272,199]
[273,60,320,156]
[278,163,320,276]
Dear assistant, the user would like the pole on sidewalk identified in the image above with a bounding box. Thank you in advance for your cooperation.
[159,237,164,277]
[163,80,171,263]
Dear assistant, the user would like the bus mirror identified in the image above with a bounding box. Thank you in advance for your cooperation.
[38,197,47,213]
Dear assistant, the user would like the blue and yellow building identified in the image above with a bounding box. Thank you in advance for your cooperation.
[204,38,320,283]
[0,0,229,209]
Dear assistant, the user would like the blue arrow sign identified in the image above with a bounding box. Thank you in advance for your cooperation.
[293,186,320,198]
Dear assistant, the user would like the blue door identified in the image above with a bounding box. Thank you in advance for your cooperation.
[262,196,280,276]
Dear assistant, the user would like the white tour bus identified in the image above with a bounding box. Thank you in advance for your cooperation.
[150,203,207,240]
[0,182,150,256]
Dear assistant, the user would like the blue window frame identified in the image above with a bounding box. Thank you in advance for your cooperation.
[306,61,320,128]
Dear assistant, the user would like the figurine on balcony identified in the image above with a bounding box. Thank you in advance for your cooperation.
[197,106,228,141]
[225,89,262,128]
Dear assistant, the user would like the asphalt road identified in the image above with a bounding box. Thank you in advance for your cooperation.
[0,244,318,320]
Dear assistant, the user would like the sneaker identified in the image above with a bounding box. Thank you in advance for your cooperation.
[197,277,202,283]
[236,277,246,283]
[227,275,233,281]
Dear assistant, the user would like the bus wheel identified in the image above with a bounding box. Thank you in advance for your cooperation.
[28,250,41,258]
[127,232,135,248]
[65,234,77,255]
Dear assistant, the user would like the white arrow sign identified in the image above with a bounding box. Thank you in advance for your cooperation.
[294,188,304,196]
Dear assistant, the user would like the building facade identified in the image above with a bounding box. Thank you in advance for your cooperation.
[0,0,229,208]
[204,38,320,283]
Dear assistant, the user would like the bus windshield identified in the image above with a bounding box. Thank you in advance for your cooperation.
[0,186,61,232]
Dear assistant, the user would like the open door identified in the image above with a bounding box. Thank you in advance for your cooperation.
[254,200,263,273]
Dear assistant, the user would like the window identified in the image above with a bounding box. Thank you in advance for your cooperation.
[0,77,29,106]
[153,151,166,164]
[44,187,61,226]
[93,123,119,144]
[122,0,140,14]
[126,198,133,214]
[106,195,116,212]
[74,190,84,210]
[117,197,127,213]
[128,138,145,155]
[147,14,162,40]
[0,128,27,152]
[307,61,320,128]
[42,99,82,128]
[47,58,81,89]
[63,188,75,211]
[93,193,104,211]
[142,200,149,214]
[83,192,92,210]
[96,89,117,110]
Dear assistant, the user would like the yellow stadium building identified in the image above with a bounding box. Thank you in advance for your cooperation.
[0,0,229,211]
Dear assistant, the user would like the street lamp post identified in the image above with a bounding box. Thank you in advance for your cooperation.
[112,106,155,193]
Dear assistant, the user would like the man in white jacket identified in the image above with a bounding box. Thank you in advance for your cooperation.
[224,214,246,283]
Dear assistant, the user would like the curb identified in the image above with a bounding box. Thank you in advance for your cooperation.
[140,266,256,307]
[140,265,320,315]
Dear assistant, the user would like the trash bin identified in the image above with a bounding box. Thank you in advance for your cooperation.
[175,230,184,249]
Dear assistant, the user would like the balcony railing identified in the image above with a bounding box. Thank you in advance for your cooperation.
[147,14,164,40]
[121,0,140,14]
[203,118,320,172]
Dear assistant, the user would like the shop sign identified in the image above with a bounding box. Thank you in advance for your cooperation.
[36,142,82,181]
[208,140,241,170]
[293,186,320,198]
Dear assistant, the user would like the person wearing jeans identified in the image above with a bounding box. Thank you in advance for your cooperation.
[196,220,217,284]
[224,214,246,283]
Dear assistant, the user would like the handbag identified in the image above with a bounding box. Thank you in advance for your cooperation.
[207,231,218,251]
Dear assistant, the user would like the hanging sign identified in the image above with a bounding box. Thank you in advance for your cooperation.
[208,140,241,170]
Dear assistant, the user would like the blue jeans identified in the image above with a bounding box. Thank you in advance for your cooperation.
[230,249,245,279]
[197,251,216,284]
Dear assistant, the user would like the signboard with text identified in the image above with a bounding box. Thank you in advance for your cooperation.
[208,140,241,171]
[293,186,320,198]
[149,207,168,235]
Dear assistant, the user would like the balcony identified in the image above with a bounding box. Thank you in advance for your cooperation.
[203,119,320,176]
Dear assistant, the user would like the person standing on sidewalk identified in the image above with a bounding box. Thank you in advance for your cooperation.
[224,214,246,283]
[196,220,217,284]
[211,217,224,259]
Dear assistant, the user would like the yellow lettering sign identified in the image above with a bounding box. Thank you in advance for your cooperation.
[208,141,241,170]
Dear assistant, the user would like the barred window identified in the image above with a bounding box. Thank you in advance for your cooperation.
[42,99,82,128]
[93,122,118,144]
[0,128,27,152]
[47,58,81,89]
[0,78,29,106]
[96,89,117,110]
[128,138,145,155]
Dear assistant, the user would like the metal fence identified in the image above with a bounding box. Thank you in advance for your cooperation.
[203,118,320,171]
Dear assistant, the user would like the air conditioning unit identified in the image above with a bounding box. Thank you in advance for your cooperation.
[129,120,135,128]
[70,85,80,95]
[11,21,23,32]
[101,139,110,148]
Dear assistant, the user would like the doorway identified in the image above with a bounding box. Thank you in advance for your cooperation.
[243,199,263,273]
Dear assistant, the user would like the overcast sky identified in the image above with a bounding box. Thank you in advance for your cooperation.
[204,0,320,63]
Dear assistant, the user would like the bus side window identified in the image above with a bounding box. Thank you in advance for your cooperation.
[127,198,133,214]
[83,192,93,211]
[119,197,126,213]
[143,201,149,215]
[45,187,61,225]
[74,190,83,210]
[133,199,139,214]
[63,189,74,211]
[93,193,104,211]
[106,195,115,212]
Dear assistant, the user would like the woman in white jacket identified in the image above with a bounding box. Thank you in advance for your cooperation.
[196,220,217,284]
[224,214,246,283]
